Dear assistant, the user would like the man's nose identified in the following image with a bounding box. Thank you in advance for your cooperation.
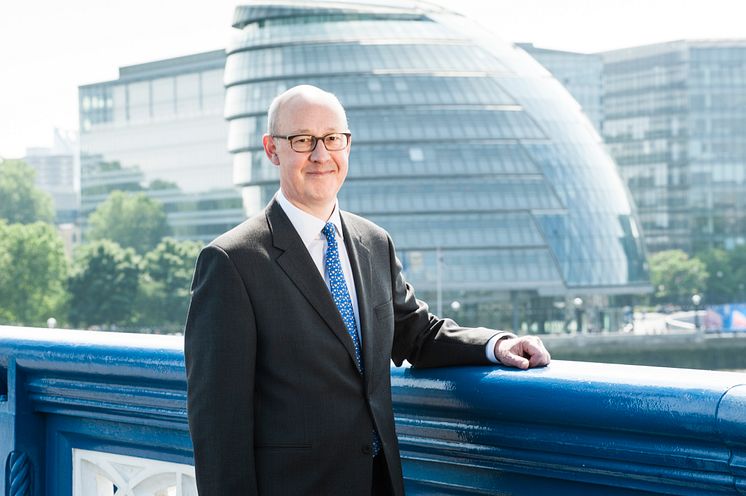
[309,138,331,161]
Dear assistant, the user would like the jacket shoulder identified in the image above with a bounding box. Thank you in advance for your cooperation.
[208,210,269,256]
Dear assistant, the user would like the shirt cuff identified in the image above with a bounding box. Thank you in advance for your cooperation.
[485,332,517,363]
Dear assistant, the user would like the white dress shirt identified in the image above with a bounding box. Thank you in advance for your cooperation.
[276,190,362,342]
[275,189,502,363]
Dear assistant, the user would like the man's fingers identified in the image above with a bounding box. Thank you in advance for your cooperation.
[496,336,551,369]
[523,339,551,367]
[528,347,551,367]
[499,351,530,369]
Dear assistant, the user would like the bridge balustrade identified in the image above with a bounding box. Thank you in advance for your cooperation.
[1,326,744,495]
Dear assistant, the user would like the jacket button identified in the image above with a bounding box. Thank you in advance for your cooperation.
[361,444,372,455]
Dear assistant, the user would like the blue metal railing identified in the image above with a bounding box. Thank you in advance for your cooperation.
[1,326,745,495]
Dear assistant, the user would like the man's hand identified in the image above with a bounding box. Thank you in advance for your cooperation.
[494,336,551,369]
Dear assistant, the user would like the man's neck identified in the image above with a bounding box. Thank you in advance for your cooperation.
[279,190,335,222]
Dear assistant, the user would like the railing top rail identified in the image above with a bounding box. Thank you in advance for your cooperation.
[3,326,746,443]
[393,361,746,442]
[0,326,185,382]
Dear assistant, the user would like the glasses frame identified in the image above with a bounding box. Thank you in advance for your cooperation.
[272,132,352,153]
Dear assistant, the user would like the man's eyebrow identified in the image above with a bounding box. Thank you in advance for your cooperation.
[286,128,343,135]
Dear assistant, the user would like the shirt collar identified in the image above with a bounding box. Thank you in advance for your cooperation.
[275,189,343,246]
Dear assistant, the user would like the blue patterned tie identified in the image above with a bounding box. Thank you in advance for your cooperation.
[322,222,381,457]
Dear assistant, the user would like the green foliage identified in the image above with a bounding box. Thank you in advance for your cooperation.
[726,245,746,301]
[0,160,54,224]
[87,191,170,254]
[649,250,708,306]
[68,240,141,328]
[0,221,68,325]
[727,245,746,280]
[135,238,202,328]
[148,179,180,191]
[696,248,737,304]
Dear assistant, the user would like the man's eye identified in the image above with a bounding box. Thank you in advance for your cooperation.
[293,136,312,144]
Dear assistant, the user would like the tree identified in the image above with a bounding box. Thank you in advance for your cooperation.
[68,240,141,328]
[0,159,54,224]
[0,221,68,326]
[87,191,170,254]
[136,238,202,329]
[696,248,737,304]
[649,250,708,306]
[148,179,180,191]
[727,245,746,302]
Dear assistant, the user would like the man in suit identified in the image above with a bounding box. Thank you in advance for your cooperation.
[185,85,551,495]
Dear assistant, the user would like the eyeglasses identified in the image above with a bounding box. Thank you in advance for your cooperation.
[272,132,351,153]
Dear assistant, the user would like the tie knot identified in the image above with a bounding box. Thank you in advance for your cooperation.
[322,222,336,241]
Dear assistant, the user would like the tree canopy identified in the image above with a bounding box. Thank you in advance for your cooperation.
[68,240,141,328]
[87,191,170,254]
[0,221,68,325]
[0,159,54,224]
[136,238,202,329]
[649,249,708,306]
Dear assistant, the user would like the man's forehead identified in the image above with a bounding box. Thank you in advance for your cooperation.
[276,95,347,131]
[282,92,343,113]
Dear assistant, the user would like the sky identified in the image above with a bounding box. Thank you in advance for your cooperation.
[1,0,745,158]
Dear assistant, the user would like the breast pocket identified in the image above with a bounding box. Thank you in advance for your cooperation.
[374,299,394,322]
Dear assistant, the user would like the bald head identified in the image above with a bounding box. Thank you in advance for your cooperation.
[266,85,348,135]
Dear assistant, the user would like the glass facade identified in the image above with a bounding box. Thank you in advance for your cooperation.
[519,43,604,133]
[225,1,650,332]
[79,50,244,242]
[603,41,746,252]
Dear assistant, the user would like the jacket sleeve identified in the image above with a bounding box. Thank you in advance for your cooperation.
[184,244,258,494]
[386,235,513,368]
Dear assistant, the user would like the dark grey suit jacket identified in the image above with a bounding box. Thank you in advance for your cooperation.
[185,199,504,495]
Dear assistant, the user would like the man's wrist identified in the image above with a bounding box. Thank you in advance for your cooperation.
[485,332,516,363]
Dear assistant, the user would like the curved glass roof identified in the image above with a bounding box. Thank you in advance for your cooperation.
[225,0,650,293]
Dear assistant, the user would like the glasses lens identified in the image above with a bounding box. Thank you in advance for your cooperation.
[289,135,314,152]
[323,133,348,151]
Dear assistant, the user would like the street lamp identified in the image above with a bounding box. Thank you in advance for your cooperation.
[691,294,702,332]
[573,297,584,333]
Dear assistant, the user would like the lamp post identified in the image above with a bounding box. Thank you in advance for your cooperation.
[691,293,702,332]
[436,246,443,316]
[573,297,584,333]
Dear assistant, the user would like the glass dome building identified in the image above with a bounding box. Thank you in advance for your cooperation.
[224,0,650,332]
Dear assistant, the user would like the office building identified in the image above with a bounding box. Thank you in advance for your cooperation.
[603,40,746,252]
[79,50,244,242]
[23,129,79,225]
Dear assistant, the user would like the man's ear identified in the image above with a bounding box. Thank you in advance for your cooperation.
[262,134,280,165]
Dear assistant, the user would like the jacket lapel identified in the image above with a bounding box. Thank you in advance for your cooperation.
[341,213,377,388]
[266,200,360,372]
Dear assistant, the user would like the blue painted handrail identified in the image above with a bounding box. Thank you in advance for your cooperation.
[0,326,744,495]
[393,363,746,495]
